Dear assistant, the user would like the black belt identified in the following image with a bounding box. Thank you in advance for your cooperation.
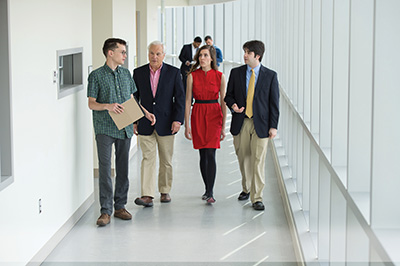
[195,99,218,104]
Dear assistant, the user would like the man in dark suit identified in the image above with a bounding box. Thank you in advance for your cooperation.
[133,41,185,207]
[178,36,202,91]
[224,40,280,211]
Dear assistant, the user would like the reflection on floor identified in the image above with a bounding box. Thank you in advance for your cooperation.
[43,116,297,266]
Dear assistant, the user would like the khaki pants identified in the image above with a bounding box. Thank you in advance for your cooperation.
[138,131,175,198]
[233,118,269,203]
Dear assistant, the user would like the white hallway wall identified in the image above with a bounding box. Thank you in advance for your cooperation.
[0,0,93,264]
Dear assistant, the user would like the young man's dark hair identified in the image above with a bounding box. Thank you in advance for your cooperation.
[102,38,127,57]
[242,40,265,62]
[194,36,202,43]
[204,35,212,42]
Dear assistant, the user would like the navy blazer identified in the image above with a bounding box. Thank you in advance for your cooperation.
[224,64,279,138]
[178,44,193,76]
[133,63,185,136]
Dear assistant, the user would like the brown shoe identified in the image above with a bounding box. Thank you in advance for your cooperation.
[134,196,153,207]
[114,208,132,220]
[160,193,171,203]
[96,213,110,226]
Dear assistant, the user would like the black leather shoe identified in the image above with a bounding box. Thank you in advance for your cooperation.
[238,191,250,201]
[252,201,265,211]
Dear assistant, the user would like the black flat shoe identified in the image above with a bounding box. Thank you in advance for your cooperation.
[238,191,250,201]
[252,201,265,211]
[201,193,208,200]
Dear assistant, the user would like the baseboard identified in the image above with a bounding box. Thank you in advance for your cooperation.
[27,193,94,266]
[270,140,305,266]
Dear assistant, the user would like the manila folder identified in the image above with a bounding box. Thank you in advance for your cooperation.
[108,97,144,130]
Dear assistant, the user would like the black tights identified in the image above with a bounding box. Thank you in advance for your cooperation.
[199,148,216,197]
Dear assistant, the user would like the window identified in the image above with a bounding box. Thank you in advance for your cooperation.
[57,47,83,99]
[0,0,13,191]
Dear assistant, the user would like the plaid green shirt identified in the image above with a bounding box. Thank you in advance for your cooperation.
[87,63,137,139]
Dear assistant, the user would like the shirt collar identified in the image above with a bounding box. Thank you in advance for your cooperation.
[149,62,163,74]
[103,63,121,74]
[247,63,261,74]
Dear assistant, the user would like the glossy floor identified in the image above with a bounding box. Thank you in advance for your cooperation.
[43,119,297,266]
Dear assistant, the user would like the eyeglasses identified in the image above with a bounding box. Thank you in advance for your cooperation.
[112,49,127,55]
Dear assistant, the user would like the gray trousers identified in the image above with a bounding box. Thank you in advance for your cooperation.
[96,134,131,215]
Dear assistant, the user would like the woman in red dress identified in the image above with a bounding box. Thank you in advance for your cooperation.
[184,45,227,204]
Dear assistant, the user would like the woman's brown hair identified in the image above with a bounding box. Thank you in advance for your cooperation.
[188,45,218,74]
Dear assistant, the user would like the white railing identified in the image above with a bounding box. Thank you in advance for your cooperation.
[273,86,395,265]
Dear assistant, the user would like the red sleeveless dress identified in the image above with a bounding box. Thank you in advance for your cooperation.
[191,69,223,149]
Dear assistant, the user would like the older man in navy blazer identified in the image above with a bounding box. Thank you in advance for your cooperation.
[133,41,185,207]
[224,40,279,211]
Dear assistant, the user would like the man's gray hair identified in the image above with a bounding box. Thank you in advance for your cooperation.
[148,41,166,54]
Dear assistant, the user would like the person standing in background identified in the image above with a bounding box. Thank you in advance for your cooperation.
[184,45,227,204]
[179,36,202,91]
[204,35,223,67]
[133,41,185,207]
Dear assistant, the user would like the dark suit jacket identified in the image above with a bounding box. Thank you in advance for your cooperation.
[133,63,185,136]
[224,64,279,138]
[178,44,193,77]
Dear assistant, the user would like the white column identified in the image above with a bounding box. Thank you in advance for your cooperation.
[331,0,350,184]
[297,0,305,116]
[303,0,312,126]
[136,0,160,66]
[92,0,113,70]
[319,0,333,156]
[371,0,400,229]
[347,0,374,222]
[310,0,321,138]
[112,0,137,69]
